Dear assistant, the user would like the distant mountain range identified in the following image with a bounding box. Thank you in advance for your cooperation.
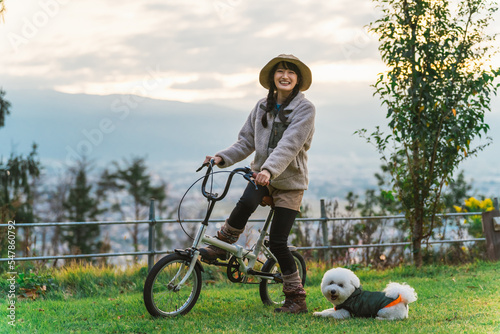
[0,89,245,164]
[1,89,499,206]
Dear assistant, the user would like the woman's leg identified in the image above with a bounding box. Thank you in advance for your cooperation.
[269,207,307,314]
[226,182,269,229]
[268,207,298,275]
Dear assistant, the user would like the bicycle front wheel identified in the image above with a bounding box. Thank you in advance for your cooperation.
[259,251,306,306]
[143,253,202,317]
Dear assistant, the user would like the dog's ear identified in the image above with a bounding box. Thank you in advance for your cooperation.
[351,276,361,288]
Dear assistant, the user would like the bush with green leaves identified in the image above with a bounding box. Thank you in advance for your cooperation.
[359,0,500,266]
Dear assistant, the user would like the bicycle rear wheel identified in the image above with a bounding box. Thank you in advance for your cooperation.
[143,253,202,317]
[259,251,306,306]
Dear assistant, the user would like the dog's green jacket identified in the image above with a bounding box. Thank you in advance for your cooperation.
[335,287,400,318]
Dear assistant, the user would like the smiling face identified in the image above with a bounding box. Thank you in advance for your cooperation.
[320,268,360,306]
[273,63,298,95]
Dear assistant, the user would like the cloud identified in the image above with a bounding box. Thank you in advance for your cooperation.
[1,0,498,108]
[0,0,384,104]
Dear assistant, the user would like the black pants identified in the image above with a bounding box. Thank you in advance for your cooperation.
[227,183,298,275]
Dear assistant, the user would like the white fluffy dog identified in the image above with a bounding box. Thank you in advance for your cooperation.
[313,268,417,320]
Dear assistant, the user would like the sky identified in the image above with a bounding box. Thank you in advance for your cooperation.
[0,0,389,108]
[0,0,500,199]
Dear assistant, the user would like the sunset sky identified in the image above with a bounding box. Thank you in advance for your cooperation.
[0,0,391,108]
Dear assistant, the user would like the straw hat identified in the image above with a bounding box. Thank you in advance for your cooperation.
[259,54,312,91]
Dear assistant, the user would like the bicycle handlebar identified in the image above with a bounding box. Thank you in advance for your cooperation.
[197,159,257,201]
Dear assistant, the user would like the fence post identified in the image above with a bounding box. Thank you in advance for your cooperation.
[481,196,500,262]
[148,198,156,272]
[320,199,329,262]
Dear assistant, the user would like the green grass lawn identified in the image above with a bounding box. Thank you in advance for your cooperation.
[1,261,499,334]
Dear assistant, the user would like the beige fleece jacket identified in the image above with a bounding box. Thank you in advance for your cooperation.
[216,92,315,190]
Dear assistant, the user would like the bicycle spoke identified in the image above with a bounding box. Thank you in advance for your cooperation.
[144,255,202,317]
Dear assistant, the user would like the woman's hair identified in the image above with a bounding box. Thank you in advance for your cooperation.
[261,61,302,128]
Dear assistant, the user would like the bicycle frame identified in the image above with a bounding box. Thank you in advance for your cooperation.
[176,208,279,287]
[200,210,275,266]
[175,162,281,289]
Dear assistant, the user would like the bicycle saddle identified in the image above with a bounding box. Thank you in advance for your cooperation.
[260,196,275,208]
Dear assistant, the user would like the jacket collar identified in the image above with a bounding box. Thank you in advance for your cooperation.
[335,287,363,310]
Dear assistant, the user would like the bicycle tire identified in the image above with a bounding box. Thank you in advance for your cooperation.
[143,253,202,317]
[258,251,306,306]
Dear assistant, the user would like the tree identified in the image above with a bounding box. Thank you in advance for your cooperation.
[360,0,500,266]
[99,157,168,261]
[0,88,10,128]
[1,90,42,257]
[0,144,41,257]
[62,160,103,259]
[38,174,71,263]
[150,180,173,251]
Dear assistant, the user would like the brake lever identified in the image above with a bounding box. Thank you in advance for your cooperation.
[196,162,209,172]
[243,172,258,190]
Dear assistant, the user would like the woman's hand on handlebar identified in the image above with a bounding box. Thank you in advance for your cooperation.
[254,169,271,186]
[204,155,223,166]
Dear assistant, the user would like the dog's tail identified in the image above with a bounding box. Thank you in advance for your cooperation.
[384,282,417,304]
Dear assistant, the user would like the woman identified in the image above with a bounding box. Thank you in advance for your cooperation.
[200,54,315,314]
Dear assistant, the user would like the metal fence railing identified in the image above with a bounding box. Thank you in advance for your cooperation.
[0,199,490,270]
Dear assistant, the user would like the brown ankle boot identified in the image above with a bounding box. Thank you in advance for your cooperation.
[199,222,243,262]
[274,271,308,314]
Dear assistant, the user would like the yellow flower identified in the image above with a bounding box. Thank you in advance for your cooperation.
[465,197,481,210]
[481,198,494,211]
[453,205,462,213]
